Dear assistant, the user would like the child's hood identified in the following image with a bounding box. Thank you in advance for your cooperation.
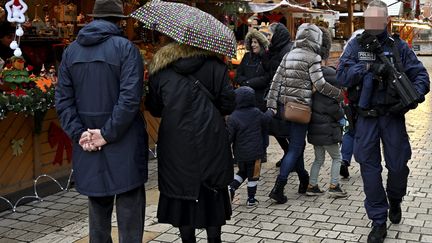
[235,86,256,109]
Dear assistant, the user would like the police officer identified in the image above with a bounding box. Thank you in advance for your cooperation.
[336,1,430,243]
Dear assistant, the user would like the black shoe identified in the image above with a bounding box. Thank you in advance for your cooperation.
[389,199,402,224]
[275,159,282,167]
[269,178,288,204]
[367,224,387,243]
[306,184,324,196]
[340,163,349,179]
[298,174,309,194]
[246,197,259,207]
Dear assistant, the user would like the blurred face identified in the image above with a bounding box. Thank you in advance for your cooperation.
[363,6,389,35]
[251,38,261,54]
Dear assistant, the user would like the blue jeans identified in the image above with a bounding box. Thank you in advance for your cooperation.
[309,144,342,186]
[341,130,354,166]
[278,122,308,181]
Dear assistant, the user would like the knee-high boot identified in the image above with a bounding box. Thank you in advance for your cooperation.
[269,178,288,204]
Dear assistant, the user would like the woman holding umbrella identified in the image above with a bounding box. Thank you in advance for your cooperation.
[134,1,236,242]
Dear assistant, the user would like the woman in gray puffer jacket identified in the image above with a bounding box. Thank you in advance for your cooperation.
[266,23,343,204]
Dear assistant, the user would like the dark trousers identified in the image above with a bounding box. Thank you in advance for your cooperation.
[354,115,411,226]
[179,226,221,243]
[237,159,261,181]
[88,185,146,243]
[341,129,355,165]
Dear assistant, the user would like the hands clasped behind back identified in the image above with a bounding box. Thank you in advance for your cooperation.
[79,129,108,152]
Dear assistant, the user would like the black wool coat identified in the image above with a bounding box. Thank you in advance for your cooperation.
[146,43,236,200]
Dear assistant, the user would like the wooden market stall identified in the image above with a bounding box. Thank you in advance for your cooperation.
[0,0,160,203]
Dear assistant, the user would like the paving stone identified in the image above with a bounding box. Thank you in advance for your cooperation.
[1,229,27,239]
[255,229,281,239]
[399,232,421,241]
[421,234,432,242]
[295,226,319,236]
[236,227,260,236]
[337,232,361,241]
[0,238,20,243]
[0,219,19,228]
[312,222,335,230]
[254,221,277,231]
[220,225,240,233]
[154,233,179,242]
[292,219,314,227]
[316,229,340,238]
[307,214,330,222]
[276,232,301,242]
[296,235,323,243]
[273,224,298,233]
[235,219,259,228]
[16,232,44,242]
[235,235,261,243]
[220,232,241,242]
[333,224,356,233]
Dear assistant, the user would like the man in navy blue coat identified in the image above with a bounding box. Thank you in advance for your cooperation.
[55,0,148,242]
[337,1,430,242]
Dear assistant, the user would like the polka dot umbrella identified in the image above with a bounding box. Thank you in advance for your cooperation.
[130,0,237,58]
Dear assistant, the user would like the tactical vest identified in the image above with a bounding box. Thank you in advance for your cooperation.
[347,34,404,107]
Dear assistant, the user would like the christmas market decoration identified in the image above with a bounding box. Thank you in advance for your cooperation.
[0,58,56,120]
[10,138,24,156]
[48,122,72,166]
[131,0,237,58]
[4,0,28,57]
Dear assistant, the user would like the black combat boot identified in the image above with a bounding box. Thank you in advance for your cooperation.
[340,161,350,179]
[269,178,288,204]
[367,224,387,243]
[298,174,309,194]
[389,198,402,224]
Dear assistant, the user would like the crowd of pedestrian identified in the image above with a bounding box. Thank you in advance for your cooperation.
[53,0,430,243]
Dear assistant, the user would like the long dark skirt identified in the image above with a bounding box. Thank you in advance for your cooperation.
[157,185,232,228]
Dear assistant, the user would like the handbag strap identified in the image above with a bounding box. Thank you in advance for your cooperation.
[186,74,216,102]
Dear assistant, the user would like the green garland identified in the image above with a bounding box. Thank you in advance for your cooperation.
[0,86,55,121]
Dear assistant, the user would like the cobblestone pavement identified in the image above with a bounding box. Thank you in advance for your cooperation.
[1,57,432,243]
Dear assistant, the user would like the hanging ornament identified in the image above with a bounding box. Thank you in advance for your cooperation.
[11,138,24,156]
[5,0,28,57]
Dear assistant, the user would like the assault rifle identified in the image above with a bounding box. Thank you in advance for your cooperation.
[376,52,421,108]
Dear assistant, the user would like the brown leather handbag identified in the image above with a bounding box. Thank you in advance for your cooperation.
[283,101,312,124]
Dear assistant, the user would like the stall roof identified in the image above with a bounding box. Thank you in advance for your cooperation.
[339,0,402,17]
[247,0,323,13]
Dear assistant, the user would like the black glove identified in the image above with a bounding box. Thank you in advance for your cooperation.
[358,32,383,53]
[369,63,390,76]
[388,102,417,115]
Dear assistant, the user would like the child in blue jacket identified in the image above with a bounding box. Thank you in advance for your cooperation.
[227,86,271,206]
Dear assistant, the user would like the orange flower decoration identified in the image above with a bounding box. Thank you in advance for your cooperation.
[35,77,52,92]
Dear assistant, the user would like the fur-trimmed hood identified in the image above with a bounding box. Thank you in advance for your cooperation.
[149,43,216,75]
[245,29,270,51]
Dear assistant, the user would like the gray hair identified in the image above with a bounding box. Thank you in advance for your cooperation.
[367,0,388,16]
